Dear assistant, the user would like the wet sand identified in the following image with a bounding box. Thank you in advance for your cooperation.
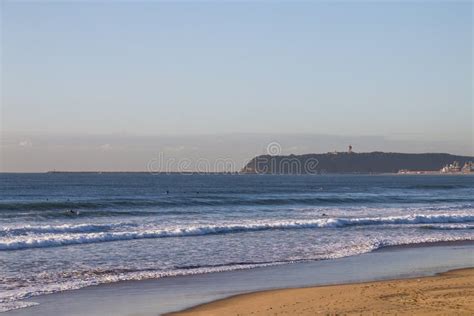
[170,268,474,315]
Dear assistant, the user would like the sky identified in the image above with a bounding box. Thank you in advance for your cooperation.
[1,1,473,172]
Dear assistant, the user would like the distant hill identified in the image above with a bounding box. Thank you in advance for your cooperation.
[241,152,474,174]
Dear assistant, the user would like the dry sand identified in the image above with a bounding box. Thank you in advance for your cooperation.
[169,268,474,315]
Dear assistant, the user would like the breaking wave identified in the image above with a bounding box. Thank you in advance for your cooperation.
[420,224,474,230]
[1,235,472,313]
[2,213,473,250]
[0,222,137,236]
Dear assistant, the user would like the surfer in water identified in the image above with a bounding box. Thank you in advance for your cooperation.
[67,209,79,215]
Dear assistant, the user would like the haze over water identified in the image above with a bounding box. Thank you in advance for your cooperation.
[2,2,472,172]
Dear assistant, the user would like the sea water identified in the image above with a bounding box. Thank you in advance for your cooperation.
[0,173,473,312]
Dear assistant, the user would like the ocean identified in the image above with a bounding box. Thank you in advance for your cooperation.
[1,173,473,312]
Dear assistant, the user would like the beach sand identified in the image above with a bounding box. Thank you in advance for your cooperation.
[170,268,474,315]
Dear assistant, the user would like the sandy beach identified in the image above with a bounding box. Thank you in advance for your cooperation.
[170,268,474,316]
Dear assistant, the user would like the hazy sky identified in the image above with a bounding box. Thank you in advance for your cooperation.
[1,1,472,172]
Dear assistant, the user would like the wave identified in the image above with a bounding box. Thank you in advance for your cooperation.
[0,261,282,313]
[420,224,474,230]
[405,184,468,190]
[0,301,39,313]
[1,235,472,313]
[0,222,137,236]
[2,213,473,250]
[0,199,171,211]
[1,194,473,215]
[2,204,472,222]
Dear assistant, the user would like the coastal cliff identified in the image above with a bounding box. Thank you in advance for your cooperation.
[241,152,474,174]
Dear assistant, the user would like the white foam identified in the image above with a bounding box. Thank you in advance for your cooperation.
[1,213,473,250]
[1,235,471,313]
[0,222,135,235]
[421,224,474,230]
[0,301,39,313]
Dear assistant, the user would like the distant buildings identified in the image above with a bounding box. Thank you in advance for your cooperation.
[441,161,461,173]
[462,161,474,173]
[329,145,354,155]
[440,161,473,174]
[398,161,473,175]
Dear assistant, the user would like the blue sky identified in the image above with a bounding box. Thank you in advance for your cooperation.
[1,1,472,171]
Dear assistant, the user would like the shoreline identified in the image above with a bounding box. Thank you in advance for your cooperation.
[373,239,474,251]
[169,268,474,315]
[5,241,473,316]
